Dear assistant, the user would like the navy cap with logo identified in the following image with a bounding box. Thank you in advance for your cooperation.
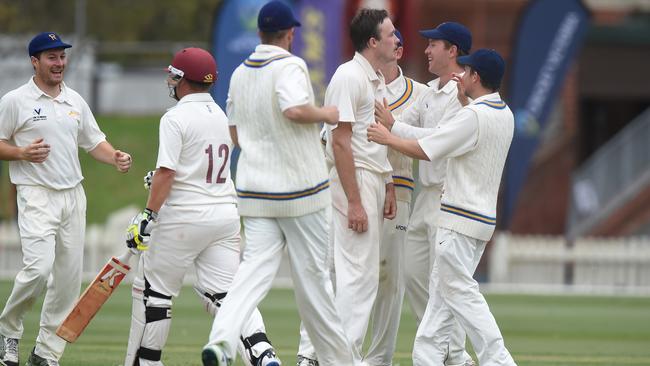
[395,29,404,47]
[258,0,301,32]
[28,32,72,57]
[419,22,471,54]
[457,48,506,87]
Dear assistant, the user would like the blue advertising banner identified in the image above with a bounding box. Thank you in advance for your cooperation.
[292,0,345,104]
[210,0,275,109]
[504,0,590,225]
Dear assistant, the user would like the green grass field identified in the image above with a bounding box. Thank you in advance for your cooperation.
[1,281,649,366]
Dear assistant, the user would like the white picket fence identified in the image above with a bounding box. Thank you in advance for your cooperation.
[488,233,650,295]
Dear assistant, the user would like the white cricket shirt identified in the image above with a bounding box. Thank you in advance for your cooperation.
[390,77,464,188]
[0,78,106,190]
[157,93,237,206]
[324,52,391,174]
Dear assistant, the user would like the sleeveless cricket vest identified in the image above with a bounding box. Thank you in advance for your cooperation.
[437,96,514,241]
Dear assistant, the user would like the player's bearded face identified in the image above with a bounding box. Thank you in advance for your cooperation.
[32,49,67,86]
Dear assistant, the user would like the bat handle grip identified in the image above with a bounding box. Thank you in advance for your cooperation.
[116,250,135,264]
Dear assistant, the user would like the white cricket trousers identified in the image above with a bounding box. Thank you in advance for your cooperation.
[206,208,357,366]
[330,168,386,359]
[413,228,516,366]
[404,187,470,365]
[0,184,86,361]
[364,198,410,366]
[143,203,243,298]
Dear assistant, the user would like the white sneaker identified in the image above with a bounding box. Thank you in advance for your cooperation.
[258,349,281,366]
[296,355,318,366]
[202,344,231,366]
[0,334,18,366]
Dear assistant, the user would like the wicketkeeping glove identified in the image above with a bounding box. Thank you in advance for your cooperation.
[126,208,158,252]
[143,170,155,190]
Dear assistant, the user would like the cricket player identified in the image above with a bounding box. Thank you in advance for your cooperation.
[365,30,427,366]
[0,32,132,366]
[368,48,517,366]
[123,47,280,366]
[202,2,357,366]
[374,22,475,366]
[301,8,399,364]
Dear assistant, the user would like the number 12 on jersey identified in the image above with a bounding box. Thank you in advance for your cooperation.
[204,143,229,184]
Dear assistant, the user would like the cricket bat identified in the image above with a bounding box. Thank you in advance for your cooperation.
[56,251,134,343]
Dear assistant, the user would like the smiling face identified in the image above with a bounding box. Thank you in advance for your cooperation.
[424,39,454,76]
[32,48,67,87]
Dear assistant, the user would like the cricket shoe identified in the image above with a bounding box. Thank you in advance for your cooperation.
[257,349,281,366]
[0,334,18,366]
[296,355,318,366]
[25,348,59,366]
[202,343,231,366]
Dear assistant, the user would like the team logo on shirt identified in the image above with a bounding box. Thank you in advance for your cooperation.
[33,107,47,121]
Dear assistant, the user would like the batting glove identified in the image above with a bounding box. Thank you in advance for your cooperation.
[126,208,158,253]
[143,170,155,191]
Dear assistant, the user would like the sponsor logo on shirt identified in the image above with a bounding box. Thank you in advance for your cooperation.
[68,110,80,118]
[33,107,47,121]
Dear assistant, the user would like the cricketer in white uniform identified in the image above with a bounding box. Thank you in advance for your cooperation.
[202,2,356,366]
[368,48,517,366]
[365,30,427,366]
[318,8,399,362]
[0,32,132,366]
[123,48,279,366]
[374,22,475,366]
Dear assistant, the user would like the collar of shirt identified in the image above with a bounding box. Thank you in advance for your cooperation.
[251,44,292,59]
[353,52,384,83]
[27,77,71,104]
[470,92,502,105]
[385,65,405,92]
[427,76,459,95]
[177,92,215,105]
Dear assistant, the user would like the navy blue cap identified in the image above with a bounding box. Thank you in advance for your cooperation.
[419,22,471,54]
[457,49,505,87]
[395,29,404,47]
[258,1,301,32]
[28,32,71,57]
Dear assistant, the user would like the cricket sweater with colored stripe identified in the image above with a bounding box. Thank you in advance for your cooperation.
[228,45,330,217]
[385,68,427,202]
[437,93,514,241]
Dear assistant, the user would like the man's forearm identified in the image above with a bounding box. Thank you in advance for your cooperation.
[146,168,175,213]
[388,137,429,161]
[333,142,361,204]
[88,141,115,165]
[0,140,21,161]
[283,104,326,124]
